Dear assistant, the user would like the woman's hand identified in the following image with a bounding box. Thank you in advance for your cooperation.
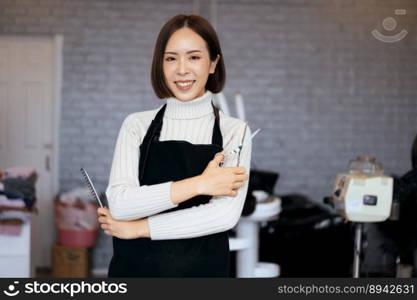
[97,207,150,239]
[198,152,249,197]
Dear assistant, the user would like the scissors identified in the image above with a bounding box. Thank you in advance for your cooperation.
[219,128,261,166]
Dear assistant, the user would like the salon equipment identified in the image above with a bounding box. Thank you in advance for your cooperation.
[80,168,104,208]
[226,128,261,157]
[326,156,394,277]
[214,92,231,116]
[220,128,261,168]
[234,92,246,121]
[234,169,281,277]
[214,91,281,277]
[242,169,279,216]
[214,91,247,121]
[219,128,261,167]
[375,134,417,277]
[236,194,281,277]
[260,194,353,277]
[331,157,393,222]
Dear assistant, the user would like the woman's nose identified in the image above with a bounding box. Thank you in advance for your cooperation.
[177,58,189,75]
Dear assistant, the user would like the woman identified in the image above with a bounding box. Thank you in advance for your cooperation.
[98,14,252,277]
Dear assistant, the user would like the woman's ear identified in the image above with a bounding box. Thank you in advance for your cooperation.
[209,54,220,74]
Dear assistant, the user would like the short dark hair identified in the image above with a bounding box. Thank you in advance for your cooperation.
[151,14,226,99]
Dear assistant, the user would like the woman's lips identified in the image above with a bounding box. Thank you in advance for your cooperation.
[175,80,195,91]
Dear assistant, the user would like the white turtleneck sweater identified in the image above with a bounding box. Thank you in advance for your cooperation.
[105,91,252,240]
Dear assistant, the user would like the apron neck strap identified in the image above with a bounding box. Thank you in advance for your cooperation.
[211,101,223,147]
[150,101,223,147]
[139,101,223,183]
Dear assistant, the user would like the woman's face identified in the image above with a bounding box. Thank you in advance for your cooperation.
[163,27,219,102]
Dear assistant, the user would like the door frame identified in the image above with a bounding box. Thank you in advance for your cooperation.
[52,34,63,205]
[0,34,63,270]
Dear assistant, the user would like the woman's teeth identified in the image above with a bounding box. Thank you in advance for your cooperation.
[175,80,195,90]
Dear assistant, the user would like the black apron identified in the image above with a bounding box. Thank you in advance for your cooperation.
[108,101,230,277]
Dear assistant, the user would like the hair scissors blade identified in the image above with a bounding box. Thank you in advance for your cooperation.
[228,128,261,155]
[250,128,260,140]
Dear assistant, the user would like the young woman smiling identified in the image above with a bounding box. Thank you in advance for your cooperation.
[98,14,252,277]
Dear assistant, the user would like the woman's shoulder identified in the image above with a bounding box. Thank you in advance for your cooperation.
[218,111,251,147]
[218,111,250,133]
[121,105,164,134]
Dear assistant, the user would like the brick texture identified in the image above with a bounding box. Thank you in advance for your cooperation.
[1,0,416,270]
[218,0,417,202]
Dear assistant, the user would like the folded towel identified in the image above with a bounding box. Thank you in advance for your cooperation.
[0,211,31,223]
[0,177,36,210]
[0,223,22,236]
[0,195,26,208]
[4,167,36,179]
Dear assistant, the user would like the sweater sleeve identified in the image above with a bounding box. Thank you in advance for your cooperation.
[147,124,252,240]
[105,114,178,221]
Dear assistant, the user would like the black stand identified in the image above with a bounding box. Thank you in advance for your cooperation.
[353,222,364,278]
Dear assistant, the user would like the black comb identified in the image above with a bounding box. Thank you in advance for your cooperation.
[80,167,104,207]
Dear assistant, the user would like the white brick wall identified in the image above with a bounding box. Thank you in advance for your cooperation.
[218,0,417,202]
[1,0,416,269]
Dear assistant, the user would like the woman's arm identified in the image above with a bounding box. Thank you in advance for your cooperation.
[98,126,251,240]
[145,125,252,240]
[106,113,205,221]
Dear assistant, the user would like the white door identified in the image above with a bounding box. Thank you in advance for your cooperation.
[0,36,62,270]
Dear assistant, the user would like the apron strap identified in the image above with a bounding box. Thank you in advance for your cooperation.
[139,104,166,183]
[152,101,223,147]
[139,100,223,183]
[211,102,223,148]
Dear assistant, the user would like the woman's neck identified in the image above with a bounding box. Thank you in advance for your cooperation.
[165,90,214,119]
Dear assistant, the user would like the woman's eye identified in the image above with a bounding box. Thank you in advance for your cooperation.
[165,57,175,62]
[190,56,201,60]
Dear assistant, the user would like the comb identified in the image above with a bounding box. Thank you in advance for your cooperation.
[80,167,104,207]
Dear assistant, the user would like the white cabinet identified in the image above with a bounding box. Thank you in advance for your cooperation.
[0,218,34,277]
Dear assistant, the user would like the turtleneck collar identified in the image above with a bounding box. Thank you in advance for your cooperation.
[165,90,214,119]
